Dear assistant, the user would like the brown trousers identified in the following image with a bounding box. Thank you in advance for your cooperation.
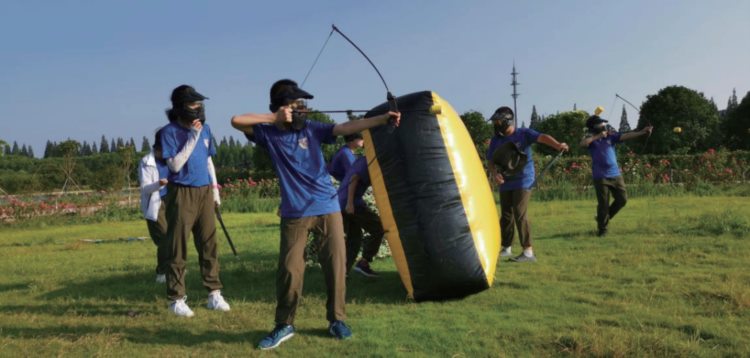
[145,202,170,275]
[499,189,533,249]
[593,176,628,230]
[344,206,385,270]
[276,212,346,325]
[164,184,222,300]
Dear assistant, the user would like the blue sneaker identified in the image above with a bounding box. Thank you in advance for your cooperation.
[329,320,352,340]
[257,324,295,350]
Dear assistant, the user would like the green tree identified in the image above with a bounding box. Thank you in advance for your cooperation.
[725,91,750,150]
[529,105,541,129]
[533,110,588,156]
[637,85,721,154]
[459,110,492,161]
[100,135,110,153]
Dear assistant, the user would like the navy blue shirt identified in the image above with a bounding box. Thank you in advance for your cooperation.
[247,121,339,218]
[160,122,216,187]
[328,145,358,181]
[486,127,541,191]
[338,156,369,210]
[587,132,622,179]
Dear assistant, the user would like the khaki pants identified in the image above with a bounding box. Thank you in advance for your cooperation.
[164,184,222,300]
[593,176,627,231]
[276,212,346,324]
[344,206,384,270]
[499,189,533,249]
[146,202,169,275]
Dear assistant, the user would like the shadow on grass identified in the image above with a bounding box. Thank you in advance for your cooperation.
[36,253,408,318]
[0,324,262,346]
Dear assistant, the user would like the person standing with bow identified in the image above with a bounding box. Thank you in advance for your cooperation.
[231,79,400,350]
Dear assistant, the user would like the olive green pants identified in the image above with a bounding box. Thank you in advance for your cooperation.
[164,184,222,301]
[276,212,346,324]
[145,202,169,275]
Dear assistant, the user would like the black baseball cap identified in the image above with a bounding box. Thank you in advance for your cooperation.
[488,106,514,122]
[585,115,608,129]
[269,79,314,112]
[171,85,208,105]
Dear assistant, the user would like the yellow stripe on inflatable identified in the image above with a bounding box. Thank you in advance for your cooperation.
[363,129,415,298]
[431,92,500,285]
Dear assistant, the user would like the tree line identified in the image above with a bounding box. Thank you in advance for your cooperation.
[2,85,748,194]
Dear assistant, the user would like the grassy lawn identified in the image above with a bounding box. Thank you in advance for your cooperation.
[1,196,749,356]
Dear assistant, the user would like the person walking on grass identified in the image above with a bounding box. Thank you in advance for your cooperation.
[339,156,385,278]
[486,106,568,263]
[138,129,170,284]
[231,79,400,350]
[160,85,229,317]
[580,106,653,237]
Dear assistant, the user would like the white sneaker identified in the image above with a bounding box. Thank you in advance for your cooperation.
[500,246,513,257]
[169,297,195,317]
[155,274,166,284]
[207,291,231,311]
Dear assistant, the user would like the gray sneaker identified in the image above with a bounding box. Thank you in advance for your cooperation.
[510,254,536,263]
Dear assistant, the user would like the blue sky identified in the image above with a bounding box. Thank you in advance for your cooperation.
[2,0,748,156]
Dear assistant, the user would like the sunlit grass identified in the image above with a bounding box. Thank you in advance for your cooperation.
[0,197,748,356]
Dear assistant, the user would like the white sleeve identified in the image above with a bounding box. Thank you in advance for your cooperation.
[167,127,201,173]
[207,156,220,205]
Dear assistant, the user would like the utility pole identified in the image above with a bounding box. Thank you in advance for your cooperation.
[511,62,520,127]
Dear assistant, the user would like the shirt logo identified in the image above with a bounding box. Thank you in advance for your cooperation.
[298,137,309,150]
[204,138,210,148]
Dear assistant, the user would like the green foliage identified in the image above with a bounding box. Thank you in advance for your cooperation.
[725,91,750,150]
[533,110,589,156]
[638,85,722,154]
[459,110,492,160]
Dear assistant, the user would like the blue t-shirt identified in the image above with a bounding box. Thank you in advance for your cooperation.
[337,156,369,210]
[328,145,357,181]
[247,120,339,218]
[486,127,541,191]
[157,160,169,197]
[160,122,216,187]
[587,132,622,179]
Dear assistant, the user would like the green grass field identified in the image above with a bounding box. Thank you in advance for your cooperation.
[1,196,749,356]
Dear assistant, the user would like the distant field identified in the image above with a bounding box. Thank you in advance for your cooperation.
[0,196,748,356]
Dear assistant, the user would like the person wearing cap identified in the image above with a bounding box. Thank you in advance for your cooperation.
[339,156,385,277]
[159,84,229,317]
[486,106,568,263]
[230,79,400,350]
[580,106,653,236]
[138,128,170,284]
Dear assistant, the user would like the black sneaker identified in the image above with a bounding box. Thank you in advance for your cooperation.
[597,228,608,237]
[353,259,378,278]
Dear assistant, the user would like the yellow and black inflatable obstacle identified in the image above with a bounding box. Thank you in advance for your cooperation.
[362,91,500,301]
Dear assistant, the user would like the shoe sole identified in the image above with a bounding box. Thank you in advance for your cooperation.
[258,333,294,350]
[353,267,378,278]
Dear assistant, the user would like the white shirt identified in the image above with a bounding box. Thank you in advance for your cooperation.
[138,152,166,222]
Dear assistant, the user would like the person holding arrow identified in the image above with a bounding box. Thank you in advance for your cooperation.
[580,106,653,237]
[486,106,568,263]
[231,79,400,350]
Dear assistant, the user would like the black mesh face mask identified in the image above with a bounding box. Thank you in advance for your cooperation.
[491,111,514,136]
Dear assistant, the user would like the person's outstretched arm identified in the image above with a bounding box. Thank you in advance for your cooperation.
[620,126,653,141]
[332,112,400,136]
[537,134,569,152]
